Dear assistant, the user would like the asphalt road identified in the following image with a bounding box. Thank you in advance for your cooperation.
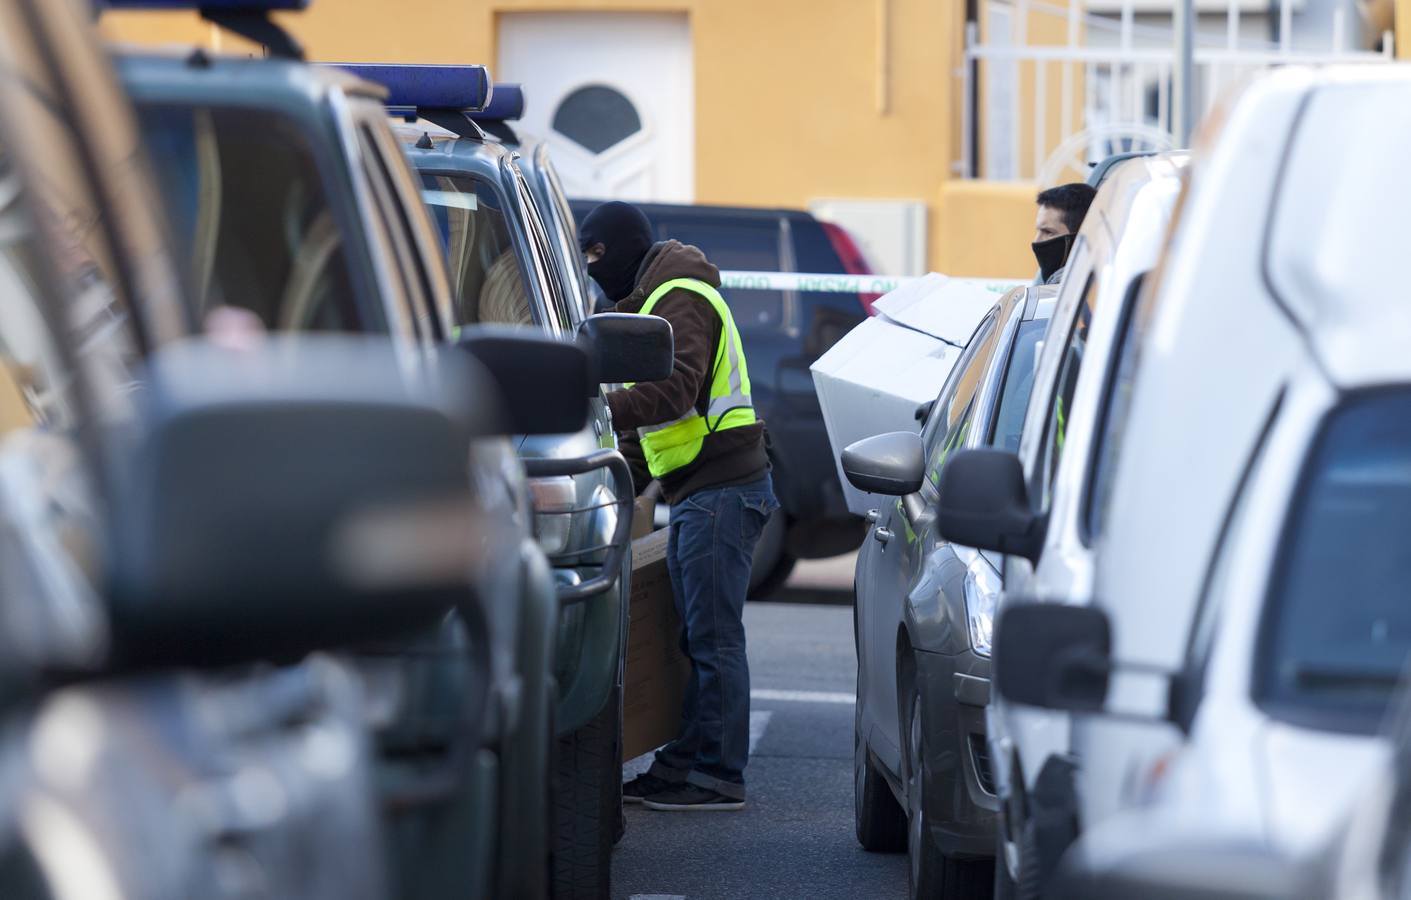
[613,553,908,900]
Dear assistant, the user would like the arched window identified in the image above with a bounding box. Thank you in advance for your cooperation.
[551,85,642,154]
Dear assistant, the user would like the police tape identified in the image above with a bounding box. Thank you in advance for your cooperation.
[718,270,1021,295]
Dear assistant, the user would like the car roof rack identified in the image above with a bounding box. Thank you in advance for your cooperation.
[332,63,493,142]
[101,0,309,60]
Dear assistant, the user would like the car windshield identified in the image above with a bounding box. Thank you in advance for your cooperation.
[420,173,536,329]
[989,318,1047,454]
[1257,391,1411,733]
[135,103,361,332]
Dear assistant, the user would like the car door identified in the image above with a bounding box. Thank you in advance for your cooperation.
[858,311,999,771]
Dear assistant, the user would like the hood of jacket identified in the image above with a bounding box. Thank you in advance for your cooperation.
[616,240,722,313]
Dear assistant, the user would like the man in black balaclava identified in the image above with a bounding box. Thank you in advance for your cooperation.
[579,201,776,813]
[579,201,654,304]
[1032,182,1096,285]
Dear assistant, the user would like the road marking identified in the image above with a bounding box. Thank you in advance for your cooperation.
[750,688,855,705]
[748,710,773,755]
[630,895,686,900]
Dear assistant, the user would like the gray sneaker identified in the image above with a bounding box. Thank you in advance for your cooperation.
[622,773,676,804]
[642,784,745,812]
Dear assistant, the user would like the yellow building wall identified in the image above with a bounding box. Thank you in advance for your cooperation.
[102,1,1044,278]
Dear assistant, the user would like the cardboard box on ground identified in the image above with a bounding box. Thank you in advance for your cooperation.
[623,496,691,762]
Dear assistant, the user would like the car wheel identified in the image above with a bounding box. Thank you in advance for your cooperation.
[854,692,906,852]
[551,681,621,900]
[904,686,994,900]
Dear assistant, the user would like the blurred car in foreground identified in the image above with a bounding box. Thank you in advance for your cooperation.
[112,18,592,899]
[0,1,555,896]
[843,284,1054,900]
[936,151,1188,897]
[572,198,874,595]
[943,67,1411,897]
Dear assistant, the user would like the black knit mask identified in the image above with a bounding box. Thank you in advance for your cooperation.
[579,201,653,303]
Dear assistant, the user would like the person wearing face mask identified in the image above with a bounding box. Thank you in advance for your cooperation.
[1031,182,1097,285]
[579,201,778,813]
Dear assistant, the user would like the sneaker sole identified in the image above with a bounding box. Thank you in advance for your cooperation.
[622,795,646,804]
[642,799,745,812]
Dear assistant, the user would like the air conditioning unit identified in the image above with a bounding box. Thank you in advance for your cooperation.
[808,198,928,278]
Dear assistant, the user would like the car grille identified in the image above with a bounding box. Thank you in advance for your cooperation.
[969,734,997,796]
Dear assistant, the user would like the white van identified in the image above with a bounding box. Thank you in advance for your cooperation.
[948,64,1411,896]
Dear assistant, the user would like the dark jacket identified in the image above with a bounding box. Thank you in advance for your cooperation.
[606,240,769,504]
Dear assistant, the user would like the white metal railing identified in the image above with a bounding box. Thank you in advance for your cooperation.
[959,0,1395,184]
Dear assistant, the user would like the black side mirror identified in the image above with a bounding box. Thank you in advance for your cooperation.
[993,603,1112,712]
[578,312,674,385]
[841,431,925,496]
[458,326,591,434]
[105,337,493,670]
[936,448,1044,560]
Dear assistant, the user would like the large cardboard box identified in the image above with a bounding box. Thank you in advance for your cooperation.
[810,274,1017,516]
[622,527,691,761]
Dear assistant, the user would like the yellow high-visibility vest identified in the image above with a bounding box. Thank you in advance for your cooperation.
[627,278,757,478]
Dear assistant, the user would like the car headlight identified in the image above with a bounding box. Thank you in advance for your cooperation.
[527,475,576,557]
[963,560,1001,657]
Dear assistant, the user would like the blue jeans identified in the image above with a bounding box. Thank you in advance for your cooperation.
[649,474,778,800]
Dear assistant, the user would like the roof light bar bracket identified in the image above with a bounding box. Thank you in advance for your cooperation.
[200,8,304,60]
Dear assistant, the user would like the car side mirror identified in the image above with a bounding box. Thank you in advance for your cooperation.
[993,603,1112,712]
[104,336,493,670]
[458,326,591,434]
[578,312,674,385]
[936,448,1044,560]
[841,431,925,496]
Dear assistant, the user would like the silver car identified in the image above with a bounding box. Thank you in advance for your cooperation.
[843,285,1055,900]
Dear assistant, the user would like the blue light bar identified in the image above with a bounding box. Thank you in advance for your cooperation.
[469,84,524,122]
[336,64,493,113]
[100,0,309,10]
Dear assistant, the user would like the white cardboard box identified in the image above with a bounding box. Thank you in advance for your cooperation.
[811,274,1014,516]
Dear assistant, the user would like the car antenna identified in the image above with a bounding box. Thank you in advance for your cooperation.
[416,132,435,150]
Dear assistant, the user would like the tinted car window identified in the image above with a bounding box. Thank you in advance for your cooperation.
[137,104,360,333]
[1257,392,1411,734]
[988,318,1047,454]
[924,315,998,486]
[1037,275,1098,508]
[656,218,784,332]
[421,174,534,328]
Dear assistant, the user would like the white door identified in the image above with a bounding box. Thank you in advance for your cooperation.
[497,12,694,203]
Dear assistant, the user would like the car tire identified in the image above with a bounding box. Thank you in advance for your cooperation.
[904,686,994,900]
[551,681,622,900]
[854,696,906,852]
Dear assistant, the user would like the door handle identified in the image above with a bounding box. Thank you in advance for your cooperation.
[865,509,880,524]
[874,527,893,545]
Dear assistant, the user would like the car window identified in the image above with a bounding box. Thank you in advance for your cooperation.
[421,173,536,329]
[988,318,1048,455]
[924,314,999,487]
[1036,275,1098,509]
[1256,391,1411,734]
[1084,273,1152,540]
[657,218,784,333]
[514,169,570,335]
[138,103,361,334]
[355,124,427,343]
